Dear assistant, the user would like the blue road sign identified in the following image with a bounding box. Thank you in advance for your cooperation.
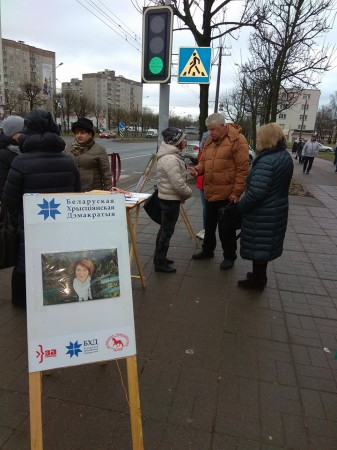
[119,122,125,129]
[178,47,211,84]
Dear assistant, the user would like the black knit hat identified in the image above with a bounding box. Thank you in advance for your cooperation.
[24,110,60,135]
[162,127,185,146]
[71,118,95,135]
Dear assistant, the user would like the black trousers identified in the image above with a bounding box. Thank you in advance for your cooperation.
[202,199,237,260]
[11,266,26,308]
[303,156,314,173]
[154,199,180,264]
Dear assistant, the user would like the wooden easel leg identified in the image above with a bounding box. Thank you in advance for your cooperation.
[126,356,144,450]
[180,205,197,243]
[126,208,146,287]
[29,372,43,450]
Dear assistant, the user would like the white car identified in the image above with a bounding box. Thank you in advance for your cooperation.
[317,143,333,152]
[182,141,256,164]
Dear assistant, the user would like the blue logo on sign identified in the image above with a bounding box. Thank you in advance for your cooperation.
[37,198,61,220]
[66,340,82,358]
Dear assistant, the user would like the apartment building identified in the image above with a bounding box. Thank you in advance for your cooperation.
[80,69,143,114]
[62,78,82,96]
[1,38,56,115]
[276,88,320,141]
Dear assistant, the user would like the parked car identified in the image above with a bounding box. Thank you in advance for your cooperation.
[99,130,117,139]
[317,143,333,152]
[182,140,256,165]
[182,140,200,164]
[146,130,158,138]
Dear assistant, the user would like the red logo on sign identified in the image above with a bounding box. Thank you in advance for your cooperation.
[36,344,57,364]
[105,334,129,352]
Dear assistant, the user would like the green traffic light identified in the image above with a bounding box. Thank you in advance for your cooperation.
[149,56,164,75]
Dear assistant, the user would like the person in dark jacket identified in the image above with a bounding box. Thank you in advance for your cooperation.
[0,115,24,198]
[65,118,112,192]
[238,122,294,291]
[3,110,81,308]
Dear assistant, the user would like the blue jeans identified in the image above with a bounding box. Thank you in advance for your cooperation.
[199,188,207,228]
[154,199,180,264]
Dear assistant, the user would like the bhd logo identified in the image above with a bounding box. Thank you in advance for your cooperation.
[65,340,82,358]
[36,344,57,364]
[105,334,129,352]
[37,198,61,220]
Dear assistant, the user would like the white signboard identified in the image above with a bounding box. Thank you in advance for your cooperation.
[24,193,136,373]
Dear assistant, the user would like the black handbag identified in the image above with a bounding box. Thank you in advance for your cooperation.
[218,201,242,240]
[143,187,161,225]
[0,203,19,269]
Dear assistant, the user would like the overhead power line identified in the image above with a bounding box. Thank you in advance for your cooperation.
[75,0,142,52]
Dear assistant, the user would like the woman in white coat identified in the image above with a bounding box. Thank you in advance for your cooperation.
[154,127,192,273]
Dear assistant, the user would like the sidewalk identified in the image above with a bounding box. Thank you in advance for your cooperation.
[1,155,337,450]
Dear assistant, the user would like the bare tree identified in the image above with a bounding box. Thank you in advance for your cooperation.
[247,0,336,123]
[18,81,46,112]
[5,90,19,115]
[170,0,268,135]
[62,91,76,133]
[73,95,93,119]
[315,105,335,142]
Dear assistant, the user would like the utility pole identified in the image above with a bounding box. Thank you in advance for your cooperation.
[214,45,231,113]
[214,46,222,113]
[299,96,308,141]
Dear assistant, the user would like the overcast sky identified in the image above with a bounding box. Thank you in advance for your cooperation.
[1,0,336,120]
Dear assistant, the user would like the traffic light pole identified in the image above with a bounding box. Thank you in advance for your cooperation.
[158,0,171,145]
[158,84,170,147]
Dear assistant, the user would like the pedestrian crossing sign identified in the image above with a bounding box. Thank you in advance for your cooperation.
[178,47,211,84]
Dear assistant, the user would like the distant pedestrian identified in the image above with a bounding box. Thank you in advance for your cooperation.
[334,143,337,173]
[296,139,304,162]
[302,134,320,174]
[291,140,298,155]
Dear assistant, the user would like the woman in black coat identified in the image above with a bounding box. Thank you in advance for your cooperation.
[3,110,81,308]
[238,123,294,291]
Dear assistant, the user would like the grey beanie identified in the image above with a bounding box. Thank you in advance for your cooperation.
[2,115,24,138]
[162,127,185,146]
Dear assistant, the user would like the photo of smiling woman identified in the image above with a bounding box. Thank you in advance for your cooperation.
[72,258,100,301]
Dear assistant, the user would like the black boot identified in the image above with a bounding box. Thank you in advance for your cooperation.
[155,263,176,273]
[238,262,267,291]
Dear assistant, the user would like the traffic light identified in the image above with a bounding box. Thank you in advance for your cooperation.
[142,6,173,84]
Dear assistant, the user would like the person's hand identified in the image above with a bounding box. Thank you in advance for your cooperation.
[229,194,240,203]
[188,167,198,178]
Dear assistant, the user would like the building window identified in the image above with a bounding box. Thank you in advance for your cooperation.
[303,94,311,100]
[299,115,307,120]
[298,125,306,130]
[278,113,286,119]
[301,104,309,110]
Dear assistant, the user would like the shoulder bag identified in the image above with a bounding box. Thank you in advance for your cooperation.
[143,186,161,225]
